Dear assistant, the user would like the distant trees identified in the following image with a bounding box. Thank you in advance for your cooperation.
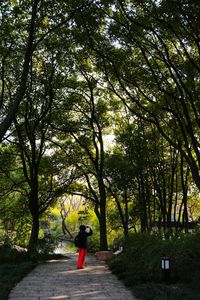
[51,51,112,250]
[102,108,196,236]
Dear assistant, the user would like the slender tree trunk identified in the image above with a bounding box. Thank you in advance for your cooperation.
[180,153,189,233]
[28,174,39,255]
[116,196,128,238]
[124,187,129,238]
[167,155,176,237]
[138,176,147,232]
[98,178,108,250]
[174,172,179,234]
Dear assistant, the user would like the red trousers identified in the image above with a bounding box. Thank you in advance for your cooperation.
[77,248,87,269]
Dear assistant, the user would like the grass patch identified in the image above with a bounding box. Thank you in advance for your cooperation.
[0,262,35,300]
[0,240,69,300]
[131,281,200,300]
[0,253,69,300]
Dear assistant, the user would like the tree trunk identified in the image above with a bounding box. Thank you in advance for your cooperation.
[99,199,107,250]
[98,178,108,250]
[180,153,189,233]
[138,177,147,232]
[111,189,128,238]
[28,213,39,256]
[124,187,129,238]
[28,176,39,256]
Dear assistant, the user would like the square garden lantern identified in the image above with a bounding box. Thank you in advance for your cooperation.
[161,257,170,283]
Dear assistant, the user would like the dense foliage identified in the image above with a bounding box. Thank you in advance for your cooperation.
[109,231,200,299]
[0,0,200,254]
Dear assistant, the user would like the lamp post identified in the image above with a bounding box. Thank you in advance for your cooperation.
[161,257,170,283]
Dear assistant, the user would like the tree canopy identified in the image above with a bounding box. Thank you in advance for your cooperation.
[0,0,200,253]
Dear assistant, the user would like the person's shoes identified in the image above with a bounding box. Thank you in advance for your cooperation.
[77,266,84,269]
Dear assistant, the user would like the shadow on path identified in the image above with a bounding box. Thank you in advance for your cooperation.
[8,253,137,300]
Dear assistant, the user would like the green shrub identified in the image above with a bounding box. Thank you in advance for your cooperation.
[37,233,58,255]
[109,232,200,285]
[0,243,29,264]
[88,235,100,253]
[172,233,200,282]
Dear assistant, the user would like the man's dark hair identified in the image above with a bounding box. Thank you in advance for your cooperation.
[79,225,86,231]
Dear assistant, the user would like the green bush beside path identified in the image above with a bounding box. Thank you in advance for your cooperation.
[109,232,200,300]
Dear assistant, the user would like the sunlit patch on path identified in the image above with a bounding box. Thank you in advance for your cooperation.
[8,253,137,299]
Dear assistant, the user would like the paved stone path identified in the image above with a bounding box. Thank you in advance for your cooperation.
[8,253,137,300]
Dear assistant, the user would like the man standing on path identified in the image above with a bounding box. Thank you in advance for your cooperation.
[76,225,93,269]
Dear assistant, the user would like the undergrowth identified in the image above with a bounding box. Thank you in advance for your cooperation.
[109,232,200,300]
